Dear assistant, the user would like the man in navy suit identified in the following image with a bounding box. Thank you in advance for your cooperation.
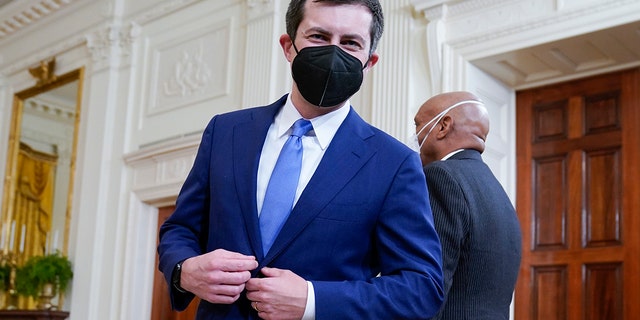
[157,0,444,319]
[412,91,522,319]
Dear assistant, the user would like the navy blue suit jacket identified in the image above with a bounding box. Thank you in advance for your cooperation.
[158,95,444,319]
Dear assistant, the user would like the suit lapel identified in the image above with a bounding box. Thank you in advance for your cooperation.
[233,97,284,259]
[262,109,376,264]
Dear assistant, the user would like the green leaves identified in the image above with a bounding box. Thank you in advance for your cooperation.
[0,264,10,291]
[15,251,73,298]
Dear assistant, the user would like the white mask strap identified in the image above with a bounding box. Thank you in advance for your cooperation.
[416,100,485,150]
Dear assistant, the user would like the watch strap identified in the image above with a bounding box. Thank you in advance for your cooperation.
[172,260,187,293]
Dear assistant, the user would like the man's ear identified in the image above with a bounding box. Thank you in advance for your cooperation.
[435,115,453,139]
[280,34,295,63]
[364,52,379,70]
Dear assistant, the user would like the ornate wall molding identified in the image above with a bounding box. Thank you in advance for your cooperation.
[411,0,640,91]
[144,19,230,116]
[438,0,513,17]
[0,0,80,41]
[85,22,140,70]
[246,0,274,21]
[413,0,640,52]
[132,0,200,25]
[162,44,212,98]
[412,0,449,21]
[0,36,85,76]
[24,95,76,122]
[123,134,200,206]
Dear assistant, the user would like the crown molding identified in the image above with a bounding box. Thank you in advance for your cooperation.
[131,0,199,25]
[0,0,79,41]
[447,0,640,52]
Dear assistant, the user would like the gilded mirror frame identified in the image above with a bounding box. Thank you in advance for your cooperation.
[1,59,83,260]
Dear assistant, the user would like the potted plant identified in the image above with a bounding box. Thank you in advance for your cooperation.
[15,251,73,307]
[0,264,10,291]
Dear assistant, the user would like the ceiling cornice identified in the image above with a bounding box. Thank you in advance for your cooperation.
[0,0,77,42]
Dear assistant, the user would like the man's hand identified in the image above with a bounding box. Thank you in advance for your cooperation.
[246,267,308,320]
[180,249,258,304]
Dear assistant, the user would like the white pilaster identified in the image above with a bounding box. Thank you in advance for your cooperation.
[369,0,415,141]
[242,0,289,107]
[69,21,138,319]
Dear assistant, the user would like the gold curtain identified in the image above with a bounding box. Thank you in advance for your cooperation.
[13,142,57,262]
[10,143,57,309]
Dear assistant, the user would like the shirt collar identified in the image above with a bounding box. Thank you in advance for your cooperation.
[441,149,465,161]
[274,94,350,150]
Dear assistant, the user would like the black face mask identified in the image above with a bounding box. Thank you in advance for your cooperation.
[292,45,366,107]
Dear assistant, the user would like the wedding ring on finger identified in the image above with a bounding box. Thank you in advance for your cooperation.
[253,301,260,312]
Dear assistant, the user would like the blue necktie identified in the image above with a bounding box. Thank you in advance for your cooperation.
[260,119,313,254]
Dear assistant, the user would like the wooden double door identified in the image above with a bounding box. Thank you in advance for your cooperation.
[515,68,640,319]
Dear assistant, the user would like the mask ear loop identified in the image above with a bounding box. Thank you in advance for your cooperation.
[416,100,485,150]
[361,55,371,70]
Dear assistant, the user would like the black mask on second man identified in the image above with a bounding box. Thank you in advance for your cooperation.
[291,45,366,107]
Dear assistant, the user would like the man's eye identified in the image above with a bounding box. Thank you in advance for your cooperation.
[342,40,362,49]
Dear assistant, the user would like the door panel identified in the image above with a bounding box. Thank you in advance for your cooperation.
[515,68,640,320]
[151,206,199,320]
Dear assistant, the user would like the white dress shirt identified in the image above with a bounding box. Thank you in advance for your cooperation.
[441,148,464,161]
[256,94,350,319]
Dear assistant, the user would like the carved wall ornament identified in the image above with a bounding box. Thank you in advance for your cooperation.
[146,20,230,116]
[246,0,275,20]
[28,58,57,87]
[85,22,140,68]
[162,43,212,97]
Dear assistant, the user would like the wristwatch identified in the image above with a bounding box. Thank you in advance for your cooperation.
[172,260,187,293]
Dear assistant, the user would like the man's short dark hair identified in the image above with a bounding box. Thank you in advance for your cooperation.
[285,0,384,55]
